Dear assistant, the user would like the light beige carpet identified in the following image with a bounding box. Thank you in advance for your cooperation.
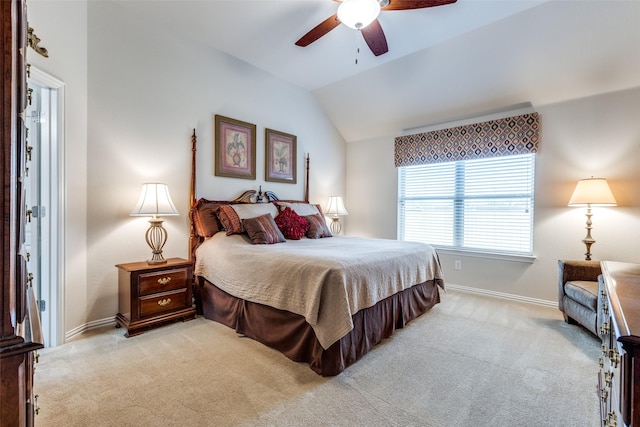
[34,290,600,426]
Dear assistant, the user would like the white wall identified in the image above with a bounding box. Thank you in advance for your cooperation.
[83,1,345,325]
[29,0,345,335]
[28,0,89,336]
[28,0,639,335]
[347,87,640,303]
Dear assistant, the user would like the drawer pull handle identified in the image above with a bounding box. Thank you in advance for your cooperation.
[34,394,40,415]
[609,348,621,368]
[157,298,171,307]
[157,277,171,285]
[605,371,613,387]
[600,321,610,336]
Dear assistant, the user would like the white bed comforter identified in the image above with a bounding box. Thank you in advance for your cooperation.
[195,233,444,349]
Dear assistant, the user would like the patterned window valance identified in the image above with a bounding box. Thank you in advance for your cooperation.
[394,112,540,167]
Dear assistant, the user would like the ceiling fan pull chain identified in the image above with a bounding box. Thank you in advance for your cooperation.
[355,29,360,65]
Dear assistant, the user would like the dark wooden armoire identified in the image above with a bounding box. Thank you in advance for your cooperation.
[1,1,46,425]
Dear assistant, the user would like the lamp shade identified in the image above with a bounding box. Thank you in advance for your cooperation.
[568,178,617,207]
[337,0,381,30]
[325,196,349,216]
[130,183,179,216]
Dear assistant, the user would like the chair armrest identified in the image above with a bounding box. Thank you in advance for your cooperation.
[597,274,605,338]
[558,260,602,311]
[559,260,602,283]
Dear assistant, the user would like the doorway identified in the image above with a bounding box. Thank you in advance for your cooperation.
[25,66,65,347]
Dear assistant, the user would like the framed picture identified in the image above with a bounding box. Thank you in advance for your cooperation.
[214,115,256,180]
[265,128,297,184]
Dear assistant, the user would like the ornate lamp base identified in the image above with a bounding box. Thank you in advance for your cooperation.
[145,217,168,264]
[329,217,342,235]
[582,205,595,261]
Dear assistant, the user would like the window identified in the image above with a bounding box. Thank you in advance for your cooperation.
[398,153,535,256]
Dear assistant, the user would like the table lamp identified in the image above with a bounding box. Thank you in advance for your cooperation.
[325,196,349,235]
[130,183,179,264]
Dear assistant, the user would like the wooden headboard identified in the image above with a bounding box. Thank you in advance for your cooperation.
[188,129,310,259]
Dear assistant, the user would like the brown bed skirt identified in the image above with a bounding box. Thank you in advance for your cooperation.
[196,277,442,376]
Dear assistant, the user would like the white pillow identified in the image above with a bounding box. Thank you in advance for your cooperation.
[231,203,279,220]
[277,202,319,216]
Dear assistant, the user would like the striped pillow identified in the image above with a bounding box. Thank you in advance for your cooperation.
[191,199,228,237]
[305,213,332,239]
[217,203,279,235]
[217,205,243,235]
[242,214,286,244]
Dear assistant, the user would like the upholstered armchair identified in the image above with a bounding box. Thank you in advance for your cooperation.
[557,260,602,337]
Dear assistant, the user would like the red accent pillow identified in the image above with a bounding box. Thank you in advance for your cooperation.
[275,207,310,240]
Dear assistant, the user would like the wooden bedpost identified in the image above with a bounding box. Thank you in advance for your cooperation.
[189,129,197,261]
[189,128,203,314]
[190,128,197,208]
[305,153,310,203]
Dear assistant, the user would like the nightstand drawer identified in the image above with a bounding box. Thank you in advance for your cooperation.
[139,288,189,317]
[138,268,188,295]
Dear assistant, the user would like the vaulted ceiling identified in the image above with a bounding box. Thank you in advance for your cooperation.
[115,0,640,142]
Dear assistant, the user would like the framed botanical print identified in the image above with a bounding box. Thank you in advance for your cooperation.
[214,114,256,180]
[265,128,296,184]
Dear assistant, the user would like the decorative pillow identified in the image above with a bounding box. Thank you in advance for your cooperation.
[275,207,310,240]
[218,203,279,235]
[305,213,333,239]
[276,202,320,217]
[192,199,228,237]
[242,214,286,244]
[217,205,243,235]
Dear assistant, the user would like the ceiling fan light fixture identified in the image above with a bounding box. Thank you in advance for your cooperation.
[337,0,381,30]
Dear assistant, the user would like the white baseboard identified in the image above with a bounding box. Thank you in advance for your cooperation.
[446,283,557,308]
[65,317,117,342]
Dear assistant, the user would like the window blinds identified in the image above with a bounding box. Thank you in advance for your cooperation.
[398,154,535,255]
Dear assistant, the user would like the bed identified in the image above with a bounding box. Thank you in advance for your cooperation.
[188,131,445,376]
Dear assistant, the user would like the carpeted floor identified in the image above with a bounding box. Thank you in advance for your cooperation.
[34,289,600,426]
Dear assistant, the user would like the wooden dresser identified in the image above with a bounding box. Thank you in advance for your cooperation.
[599,261,640,427]
[1,1,46,425]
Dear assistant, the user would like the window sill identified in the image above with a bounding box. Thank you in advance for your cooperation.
[434,247,536,264]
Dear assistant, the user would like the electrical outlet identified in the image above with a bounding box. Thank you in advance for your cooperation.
[454,260,462,270]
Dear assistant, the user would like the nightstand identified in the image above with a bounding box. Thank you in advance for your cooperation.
[115,257,196,337]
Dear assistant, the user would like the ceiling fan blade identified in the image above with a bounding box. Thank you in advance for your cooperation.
[382,0,457,11]
[295,14,341,47]
[360,19,388,57]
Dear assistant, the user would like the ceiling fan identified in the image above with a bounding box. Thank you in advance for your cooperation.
[295,0,458,57]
